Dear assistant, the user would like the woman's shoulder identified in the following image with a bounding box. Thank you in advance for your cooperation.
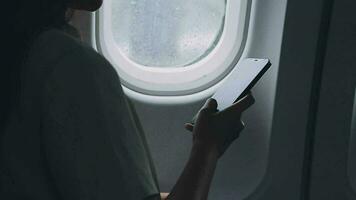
[27,28,118,82]
[29,28,103,64]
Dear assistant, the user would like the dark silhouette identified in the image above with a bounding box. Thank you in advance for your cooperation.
[1,0,71,133]
[0,1,254,199]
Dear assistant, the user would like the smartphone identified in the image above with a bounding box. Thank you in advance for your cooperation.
[190,58,271,124]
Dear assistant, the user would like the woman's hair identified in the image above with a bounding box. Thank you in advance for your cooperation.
[0,0,71,132]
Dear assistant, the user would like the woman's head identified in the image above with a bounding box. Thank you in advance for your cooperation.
[10,0,103,30]
[0,0,103,131]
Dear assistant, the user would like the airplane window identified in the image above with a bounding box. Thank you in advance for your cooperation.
[111,0,226,68]
[96,0,249,98]
[348,89,356,192]
[94,0,288,198]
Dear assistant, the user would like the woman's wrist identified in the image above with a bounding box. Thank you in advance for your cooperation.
[192,140,220,160]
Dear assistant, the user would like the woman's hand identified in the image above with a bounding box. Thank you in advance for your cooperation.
[185,94,255,157]
[167,95,254,200]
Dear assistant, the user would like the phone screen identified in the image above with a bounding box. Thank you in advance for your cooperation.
[190,58,271,124]
[212,58,271,111]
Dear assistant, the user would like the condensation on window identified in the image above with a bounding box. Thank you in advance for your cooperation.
[349,88,356,192]
[111,0,226,68]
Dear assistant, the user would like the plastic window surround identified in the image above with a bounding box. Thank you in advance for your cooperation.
[96,0,250,104]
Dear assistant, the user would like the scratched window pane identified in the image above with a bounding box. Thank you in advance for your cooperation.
[111,0,226,67]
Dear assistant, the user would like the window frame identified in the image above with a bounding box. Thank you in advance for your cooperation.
[95,0,250,99]
[348,89,356,193]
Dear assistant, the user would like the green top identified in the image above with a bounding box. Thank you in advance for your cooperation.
[0,28,160,200]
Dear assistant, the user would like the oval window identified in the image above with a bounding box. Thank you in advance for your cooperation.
[112,0,226,68]
[97,0,250,96]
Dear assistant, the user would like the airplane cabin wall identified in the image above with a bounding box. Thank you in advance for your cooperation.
[306,0,356,199]
[130,1,287,199]
[69,0,356,199]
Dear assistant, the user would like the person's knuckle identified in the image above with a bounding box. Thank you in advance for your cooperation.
[211,98,218,107]
[199,108,210,115]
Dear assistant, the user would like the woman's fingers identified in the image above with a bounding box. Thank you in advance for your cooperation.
[186,95,253,132]
[185,123,194,132]
[195,98,219,124]
[218,93,255,117]
[233,93,255,112]
[202,98,218,112]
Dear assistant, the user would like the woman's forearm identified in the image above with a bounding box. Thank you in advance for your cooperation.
[166,142,219,200]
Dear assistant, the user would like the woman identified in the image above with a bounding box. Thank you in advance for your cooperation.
[0,0,255,199]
